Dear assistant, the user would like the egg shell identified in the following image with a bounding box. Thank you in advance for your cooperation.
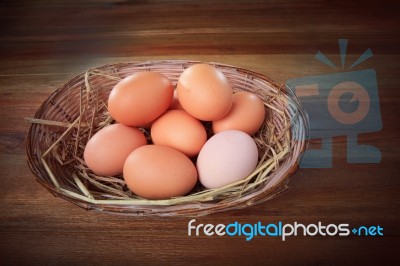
[108,71,173,126]
[177,64,233,121]
[212,92,266,135]
[196,130,258,189]
[83,124,147,176]
[123,145,198,200]
[151,110,207,157]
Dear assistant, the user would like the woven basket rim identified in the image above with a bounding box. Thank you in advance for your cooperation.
[26,60,309,217]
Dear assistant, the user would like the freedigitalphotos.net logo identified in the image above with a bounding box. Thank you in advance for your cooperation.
[188,219,384,241]
[286,39,382,168]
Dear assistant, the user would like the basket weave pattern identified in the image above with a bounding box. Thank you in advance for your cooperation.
[26,60,308,216]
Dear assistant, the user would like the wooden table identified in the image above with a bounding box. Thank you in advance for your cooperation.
[1,1,399,264]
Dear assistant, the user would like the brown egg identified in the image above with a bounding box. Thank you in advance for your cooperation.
[83,124,147,176]
[123,145,198,200]
[177,64,233,121]
[212,92,266,135]
[108,71,173,126]
[151,110,207,157]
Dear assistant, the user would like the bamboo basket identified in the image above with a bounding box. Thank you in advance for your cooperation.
[26,60,309,217]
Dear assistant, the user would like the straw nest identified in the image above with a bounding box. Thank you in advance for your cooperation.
[26,60,308,217]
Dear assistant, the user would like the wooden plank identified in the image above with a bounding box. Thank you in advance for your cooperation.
[0,0,399,264]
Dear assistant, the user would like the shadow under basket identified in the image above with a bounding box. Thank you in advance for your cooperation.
[26,60,309,217]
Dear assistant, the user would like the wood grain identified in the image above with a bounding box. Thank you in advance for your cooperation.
[1,0,399,265]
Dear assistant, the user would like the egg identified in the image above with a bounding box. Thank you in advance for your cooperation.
[83,124,147,176]
[108,71,173,126]
[177,63,233,121]
[212,92,266,135]
[151,110,207,157]
[123,145,198,200]
[196,130,258,189]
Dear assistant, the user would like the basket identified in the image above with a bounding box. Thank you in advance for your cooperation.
[26,60,309,217]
